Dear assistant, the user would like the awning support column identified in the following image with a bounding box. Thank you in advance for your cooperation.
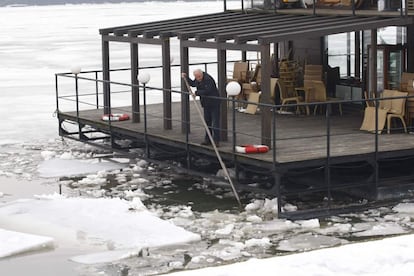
[369,29,377,95]
[102,37,111,114]
[130,42,140,123]
[355,31,361,79]
[407,24,414,72]
[261,43,272,147]
[180,38,190,134]
[218,42,228,142]
[162,37,172,129]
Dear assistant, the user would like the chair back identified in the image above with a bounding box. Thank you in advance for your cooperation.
[232,62,248,83]
[277,79,290,101]
[380,89,397,111]
[250,64,261,83]
[364,91,377,107]
[304,64,323,81]
[307,80,327,102]
[389,91,408,116]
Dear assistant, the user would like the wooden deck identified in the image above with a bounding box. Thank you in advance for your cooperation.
[59,101,414,168]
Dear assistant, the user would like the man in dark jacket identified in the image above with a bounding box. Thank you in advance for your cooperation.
[182,69,221,146]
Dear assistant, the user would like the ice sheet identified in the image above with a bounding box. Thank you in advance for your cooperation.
[0,196,200,250]
[0,228,54,258]
[37,158,127,178]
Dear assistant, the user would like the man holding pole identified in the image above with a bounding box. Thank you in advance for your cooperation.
[182,69,221,146]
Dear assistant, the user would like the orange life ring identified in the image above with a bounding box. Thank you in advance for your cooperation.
[235,144,269,154]
[101,113,130,121]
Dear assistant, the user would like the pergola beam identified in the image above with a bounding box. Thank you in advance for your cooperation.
[259,17,413,43]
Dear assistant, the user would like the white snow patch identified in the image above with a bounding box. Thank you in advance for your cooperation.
[244,237,271,248]
[60,152,74,160]
[40,150,55,160]
[353,223,408,237]
[258,219,300,233]
[315,223,352,235]
[246,215,263,223]
[296,219,320,229]
[0,197,200,250]
[277,233,345,252]
[70,249,141,264]
[215,224,235,236]
[0,228,54,258]
[38,158,127,178]
[393,203,414,214]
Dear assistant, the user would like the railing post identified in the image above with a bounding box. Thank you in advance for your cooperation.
[143,83,150,158]
[55,74,59,113]
[374,97,379,198]
[325,103,332,208]
[313,0,316,15]
[351,0,355,16]
[74,73,83,140]
[272,106,277,163]
[95,71,99,109]
[232,96,239,182]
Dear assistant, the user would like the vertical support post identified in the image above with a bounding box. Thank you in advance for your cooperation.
[369,29,377,96]
[355,31,361,79]
[95,71,99,109]
[102,36,111,115]
[180,38,191,169]
[261,43,272,147]
[374,97,379,198]
[325,103,332,208]
[232,96,239,182]
[55,74,59,112]
[143,83,150,158]
[272,106,277,164]
[218,43,228,142]
[273,43,279,77]
[74,73,84,141]
[224,0,227,11]
[272,171,282,216]
[347,32,351,77]
[180,38,190,134]
[351,0,355,16]
[130,42,140,123]
[162,37,172,129]
[312,0,316,15]
[407,24,414,72]
[242,51,247,62]
[288,41,294,61]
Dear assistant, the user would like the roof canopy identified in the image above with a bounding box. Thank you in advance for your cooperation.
[100,11,413,49]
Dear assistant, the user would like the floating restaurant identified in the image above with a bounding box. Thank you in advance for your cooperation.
[56,1,414,218]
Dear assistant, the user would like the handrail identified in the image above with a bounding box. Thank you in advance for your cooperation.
[56,67,414,205]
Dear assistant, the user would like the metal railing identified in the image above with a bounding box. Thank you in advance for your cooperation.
[55,64,414,213]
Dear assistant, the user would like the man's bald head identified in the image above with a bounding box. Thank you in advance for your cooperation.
[193,69,204,82]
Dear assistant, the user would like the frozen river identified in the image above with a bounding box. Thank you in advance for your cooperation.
[2,2,414,276]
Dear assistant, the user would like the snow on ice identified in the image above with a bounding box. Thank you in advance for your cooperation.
[0,195,200,261]
[0,228,54,258]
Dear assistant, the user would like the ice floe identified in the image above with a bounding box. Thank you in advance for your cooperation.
[0,228,54,258]
[0,196,200,255]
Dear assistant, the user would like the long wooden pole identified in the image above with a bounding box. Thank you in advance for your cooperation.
[182,77,242,207]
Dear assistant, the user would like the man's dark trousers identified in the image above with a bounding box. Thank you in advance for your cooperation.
[203,104,220,143]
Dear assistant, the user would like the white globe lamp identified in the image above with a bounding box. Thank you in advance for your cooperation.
[226,81,241,97]
[71,66,81,75]
[138,72,151,84]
